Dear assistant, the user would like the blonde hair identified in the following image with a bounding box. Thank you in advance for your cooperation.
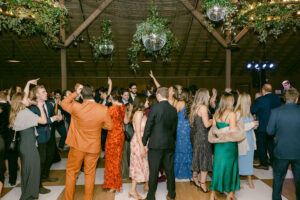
[189,88,210,127]
[285,88,299,103]
[235,93,251,119]
[9,93,26,128]
[214,93,234,121]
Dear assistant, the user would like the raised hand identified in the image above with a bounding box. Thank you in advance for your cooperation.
[149,70,154,79]
[108,77,112,86]
[28,78,40,86]
[75,84,83,95]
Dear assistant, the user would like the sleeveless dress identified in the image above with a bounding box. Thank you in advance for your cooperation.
[129,113,149,182]
[210,120,240,193]
[174,106,193,179]
[103,105,125,192]
[190,115,213,172]
[239,116,255,175]
[13,108,40,200]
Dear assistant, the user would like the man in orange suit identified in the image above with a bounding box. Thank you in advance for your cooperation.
[61,84,113,200]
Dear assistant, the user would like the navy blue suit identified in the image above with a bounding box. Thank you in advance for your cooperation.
[29,102,56,183]
[251,93,281,166]
[267,103,300,200]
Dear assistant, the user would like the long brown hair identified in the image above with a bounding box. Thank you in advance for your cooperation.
[214,93,234,121]
[189,88,210,127]
[9,93,26,128]
[178,89,192,119]
[131,94,146,122]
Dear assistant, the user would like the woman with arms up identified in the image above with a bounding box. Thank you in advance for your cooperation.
[103,85,129,193]
[10,79,48,200]
[235,93,258,189]
[209,93,244,200]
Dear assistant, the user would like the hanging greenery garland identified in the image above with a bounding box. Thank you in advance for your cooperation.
[128,5,179,72]
[0,0,68,47]
[201,0,300,42]
[90,20,114,65]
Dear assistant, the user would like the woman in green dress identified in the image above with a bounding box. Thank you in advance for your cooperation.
[209,93,240,200]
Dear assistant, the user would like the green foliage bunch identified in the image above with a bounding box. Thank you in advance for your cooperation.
[201,0,300,42]
[0,0,68,47]
[236,1,300,42]
[128,5,179,72]
[90,20,114,62]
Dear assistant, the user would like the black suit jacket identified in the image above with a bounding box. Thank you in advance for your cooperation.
[29,101,55,144]
[251,93,281,132]
[142,100,178,150]
[0,102,10,136]
[267,103,300,159]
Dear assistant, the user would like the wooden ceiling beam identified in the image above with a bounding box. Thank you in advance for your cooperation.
[64,0,114,47]
[233,27,250,44]
[180,0,227,49]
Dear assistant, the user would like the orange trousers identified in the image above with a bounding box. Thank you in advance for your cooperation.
[64,147,100,200]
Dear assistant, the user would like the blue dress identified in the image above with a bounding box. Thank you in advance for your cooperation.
[174,106,193,179]
[238,116,255,175]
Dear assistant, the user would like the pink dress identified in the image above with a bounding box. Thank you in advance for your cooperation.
[129,113,149,182]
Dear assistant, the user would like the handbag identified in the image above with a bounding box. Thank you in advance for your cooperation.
[9,131,18,150]
[124,123,134,142]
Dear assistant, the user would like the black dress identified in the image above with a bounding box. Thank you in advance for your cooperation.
[190,115,213,172]
[13,108,40,200]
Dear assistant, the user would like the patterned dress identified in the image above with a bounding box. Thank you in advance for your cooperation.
[129,113,149,182]
[190,115,213,172]
[103,105,125,192]
[174,106,193,179]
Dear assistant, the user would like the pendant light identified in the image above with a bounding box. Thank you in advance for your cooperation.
[74,41,86,63]
[8,41,21,63]
[200,41,211,63]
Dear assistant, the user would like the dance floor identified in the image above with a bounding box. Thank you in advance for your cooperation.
[0,146,296,200]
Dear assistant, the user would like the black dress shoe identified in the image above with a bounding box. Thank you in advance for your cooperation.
[39,186,51,194]
[166,195,175,200]
[254,165,269,170]
[42,177,59,182]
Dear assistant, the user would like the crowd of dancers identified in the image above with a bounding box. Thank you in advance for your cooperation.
[0,73,299,200]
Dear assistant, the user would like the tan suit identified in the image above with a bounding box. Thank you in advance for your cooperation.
[61,92,113,200]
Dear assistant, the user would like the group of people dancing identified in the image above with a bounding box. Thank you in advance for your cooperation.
[0,72,299,200]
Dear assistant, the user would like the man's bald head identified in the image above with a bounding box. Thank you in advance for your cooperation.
[262,84,272,95]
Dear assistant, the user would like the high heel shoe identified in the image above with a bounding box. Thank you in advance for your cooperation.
[200,182,210,193]
[128,192,143,200]
[189,178,201,189]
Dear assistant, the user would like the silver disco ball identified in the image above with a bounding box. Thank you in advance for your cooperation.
[142,32,167,51]
[206,5,226,22]
[99,41,114,55]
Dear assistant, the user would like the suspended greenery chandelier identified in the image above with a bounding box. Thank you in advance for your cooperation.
[0,0,68,47]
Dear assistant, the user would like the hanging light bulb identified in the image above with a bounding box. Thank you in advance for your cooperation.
[206,5,226,22]
[142,32,167,51]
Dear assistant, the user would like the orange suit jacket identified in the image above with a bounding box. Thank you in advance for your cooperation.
[61,92,113,154]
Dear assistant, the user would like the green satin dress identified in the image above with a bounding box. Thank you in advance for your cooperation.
[210,121,240,193]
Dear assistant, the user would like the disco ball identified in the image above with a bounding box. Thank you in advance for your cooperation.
[142,32,167,51]
[99,40,114,55]
[206,5,226,22]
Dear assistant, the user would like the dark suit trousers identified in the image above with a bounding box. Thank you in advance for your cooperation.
[273,158,300,200]
[147,149,176,200]
[257,131,274,166]
[7,142,19,185]
[38,132,56,185]
[53,123,67,149]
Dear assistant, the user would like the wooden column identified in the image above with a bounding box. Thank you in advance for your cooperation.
[225,49,231,88]
[225,19,232,89]
[60,0,67,91]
